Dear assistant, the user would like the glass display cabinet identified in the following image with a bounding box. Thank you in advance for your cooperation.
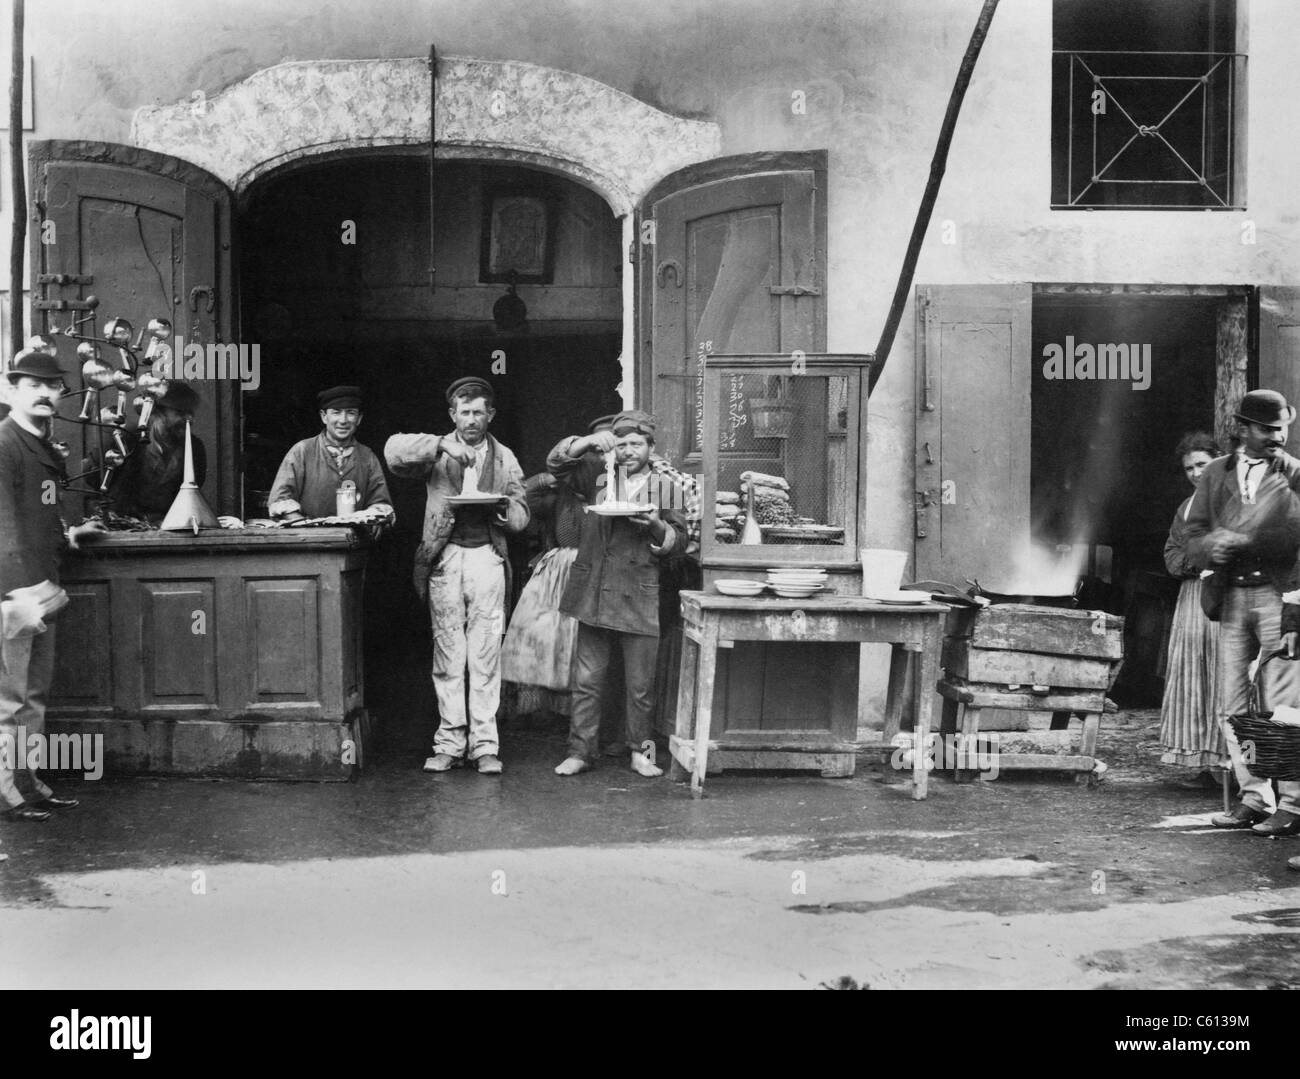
[700,353,874,588]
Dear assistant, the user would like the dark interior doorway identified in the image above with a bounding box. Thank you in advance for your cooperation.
[237,155,624,745]
[1031,290,1231,704]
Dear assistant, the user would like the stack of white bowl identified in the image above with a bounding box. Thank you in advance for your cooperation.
[765,567,828,597]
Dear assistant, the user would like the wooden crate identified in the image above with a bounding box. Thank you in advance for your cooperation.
[941,636,1116,689]
[945,603,1123,661]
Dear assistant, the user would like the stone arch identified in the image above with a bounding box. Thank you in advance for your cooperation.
[130,57,722,215]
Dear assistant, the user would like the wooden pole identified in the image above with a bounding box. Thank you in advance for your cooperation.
[8,0,24,361]
[870,0,999,393]
[428,43,437,291]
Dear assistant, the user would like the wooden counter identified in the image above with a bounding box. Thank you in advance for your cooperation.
[49,528,369,779]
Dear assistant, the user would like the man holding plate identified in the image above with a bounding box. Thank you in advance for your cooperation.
[546,409,688,777]
[385,377,528,775]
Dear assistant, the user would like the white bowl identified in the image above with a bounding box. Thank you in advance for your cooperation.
[715,579,766,597]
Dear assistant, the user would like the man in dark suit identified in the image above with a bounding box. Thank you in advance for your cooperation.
[546,409,688,777]
[0,350,105,822]
[1186,389,1300,836]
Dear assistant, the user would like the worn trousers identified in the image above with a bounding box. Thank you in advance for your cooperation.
[568,622,659,762]
[0,624,56,809]
[428,544,505,761]
[1217,584,1300,814]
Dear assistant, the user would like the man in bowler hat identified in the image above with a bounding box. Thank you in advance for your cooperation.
[1186,389,1300,835]
[0,350,105,822]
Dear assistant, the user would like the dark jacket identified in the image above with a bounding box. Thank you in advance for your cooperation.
[0,417,67,598]
[1164,496,1199,580]
[1185,451,1300,595]
[547,436,686,637]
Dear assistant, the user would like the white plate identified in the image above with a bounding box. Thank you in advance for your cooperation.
[866,589,932,604]
[586,504,646,516]
[770,584,826,597]
[446,493,504,505]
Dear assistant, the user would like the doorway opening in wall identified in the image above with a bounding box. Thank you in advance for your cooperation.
[238,153,624,748]
[1030,284,1250,705]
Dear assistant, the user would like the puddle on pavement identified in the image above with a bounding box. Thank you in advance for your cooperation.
[1087,931,1300,989]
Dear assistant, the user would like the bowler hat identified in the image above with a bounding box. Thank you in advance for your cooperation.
[1235,389,1296,429]
[445,376,494,405]
[5,348,66,384]
[317,384,363,411]
[157,381,201,414]
[611,409,656,437]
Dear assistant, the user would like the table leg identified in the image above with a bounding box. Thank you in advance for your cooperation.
[691,622,721,798]
[954,704,981,784]
[912,618,943,801]
[881,643,910,745]
[671,633,700,783]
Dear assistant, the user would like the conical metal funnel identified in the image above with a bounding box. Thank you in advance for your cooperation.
[160,420,219,532]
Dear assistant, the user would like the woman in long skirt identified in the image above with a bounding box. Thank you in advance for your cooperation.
[1159,431,1226,784]
[502,472,584,717]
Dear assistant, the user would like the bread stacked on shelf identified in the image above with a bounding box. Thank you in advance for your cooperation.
[740,471,797,526]
[715,490,741,541]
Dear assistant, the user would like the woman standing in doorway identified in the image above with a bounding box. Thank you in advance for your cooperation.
[1159,431,1227,785]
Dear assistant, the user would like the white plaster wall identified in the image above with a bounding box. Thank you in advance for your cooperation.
[6,0,1300,555]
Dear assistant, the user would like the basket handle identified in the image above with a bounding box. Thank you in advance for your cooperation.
[1250,648,1294,715]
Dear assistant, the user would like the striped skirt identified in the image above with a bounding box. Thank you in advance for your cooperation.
[502,548,579,715]
[1158,577,1226,768]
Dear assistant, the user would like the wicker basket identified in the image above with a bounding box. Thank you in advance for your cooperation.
[1226,651,1300,781]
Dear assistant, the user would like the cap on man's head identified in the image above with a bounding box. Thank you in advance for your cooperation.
[1235,389,1297,430]
[446,376,494,406]
[318,384,363,411]
[5,348,66,384]
[611,409,656,437]
[587,413,618,433]
[157,381,201,414]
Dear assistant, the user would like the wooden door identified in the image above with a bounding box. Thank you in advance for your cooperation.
[639,152,830,736]
[29,141,237,515]
[638,151,827,470]
[1258,287,1300,458]
[914,284,1032,589]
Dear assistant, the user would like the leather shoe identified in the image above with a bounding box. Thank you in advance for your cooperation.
[1211,804,1269,828]
[6,805,51,822]
[474,755,503,775]
[1252,808,1300,837]
[33,796,78,810]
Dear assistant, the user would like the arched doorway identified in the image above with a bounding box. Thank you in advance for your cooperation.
[239,150,624,625]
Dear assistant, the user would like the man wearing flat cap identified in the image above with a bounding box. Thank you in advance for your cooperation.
[99,380,206,525]
[546,407,688,777]
[385,376,528,775]
[0,350,105,823]
[269,385,394,524]
[1186,389,1300,835]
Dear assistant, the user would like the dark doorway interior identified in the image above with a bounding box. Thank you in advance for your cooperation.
[237,156,623,747]
[1032,293,1222,704]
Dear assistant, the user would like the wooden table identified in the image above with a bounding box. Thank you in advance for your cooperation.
[671,591,947,798]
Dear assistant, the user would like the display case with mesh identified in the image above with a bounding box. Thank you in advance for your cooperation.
[700,354,873,564]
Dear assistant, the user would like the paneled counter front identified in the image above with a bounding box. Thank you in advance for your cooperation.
[49,528,369,779]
